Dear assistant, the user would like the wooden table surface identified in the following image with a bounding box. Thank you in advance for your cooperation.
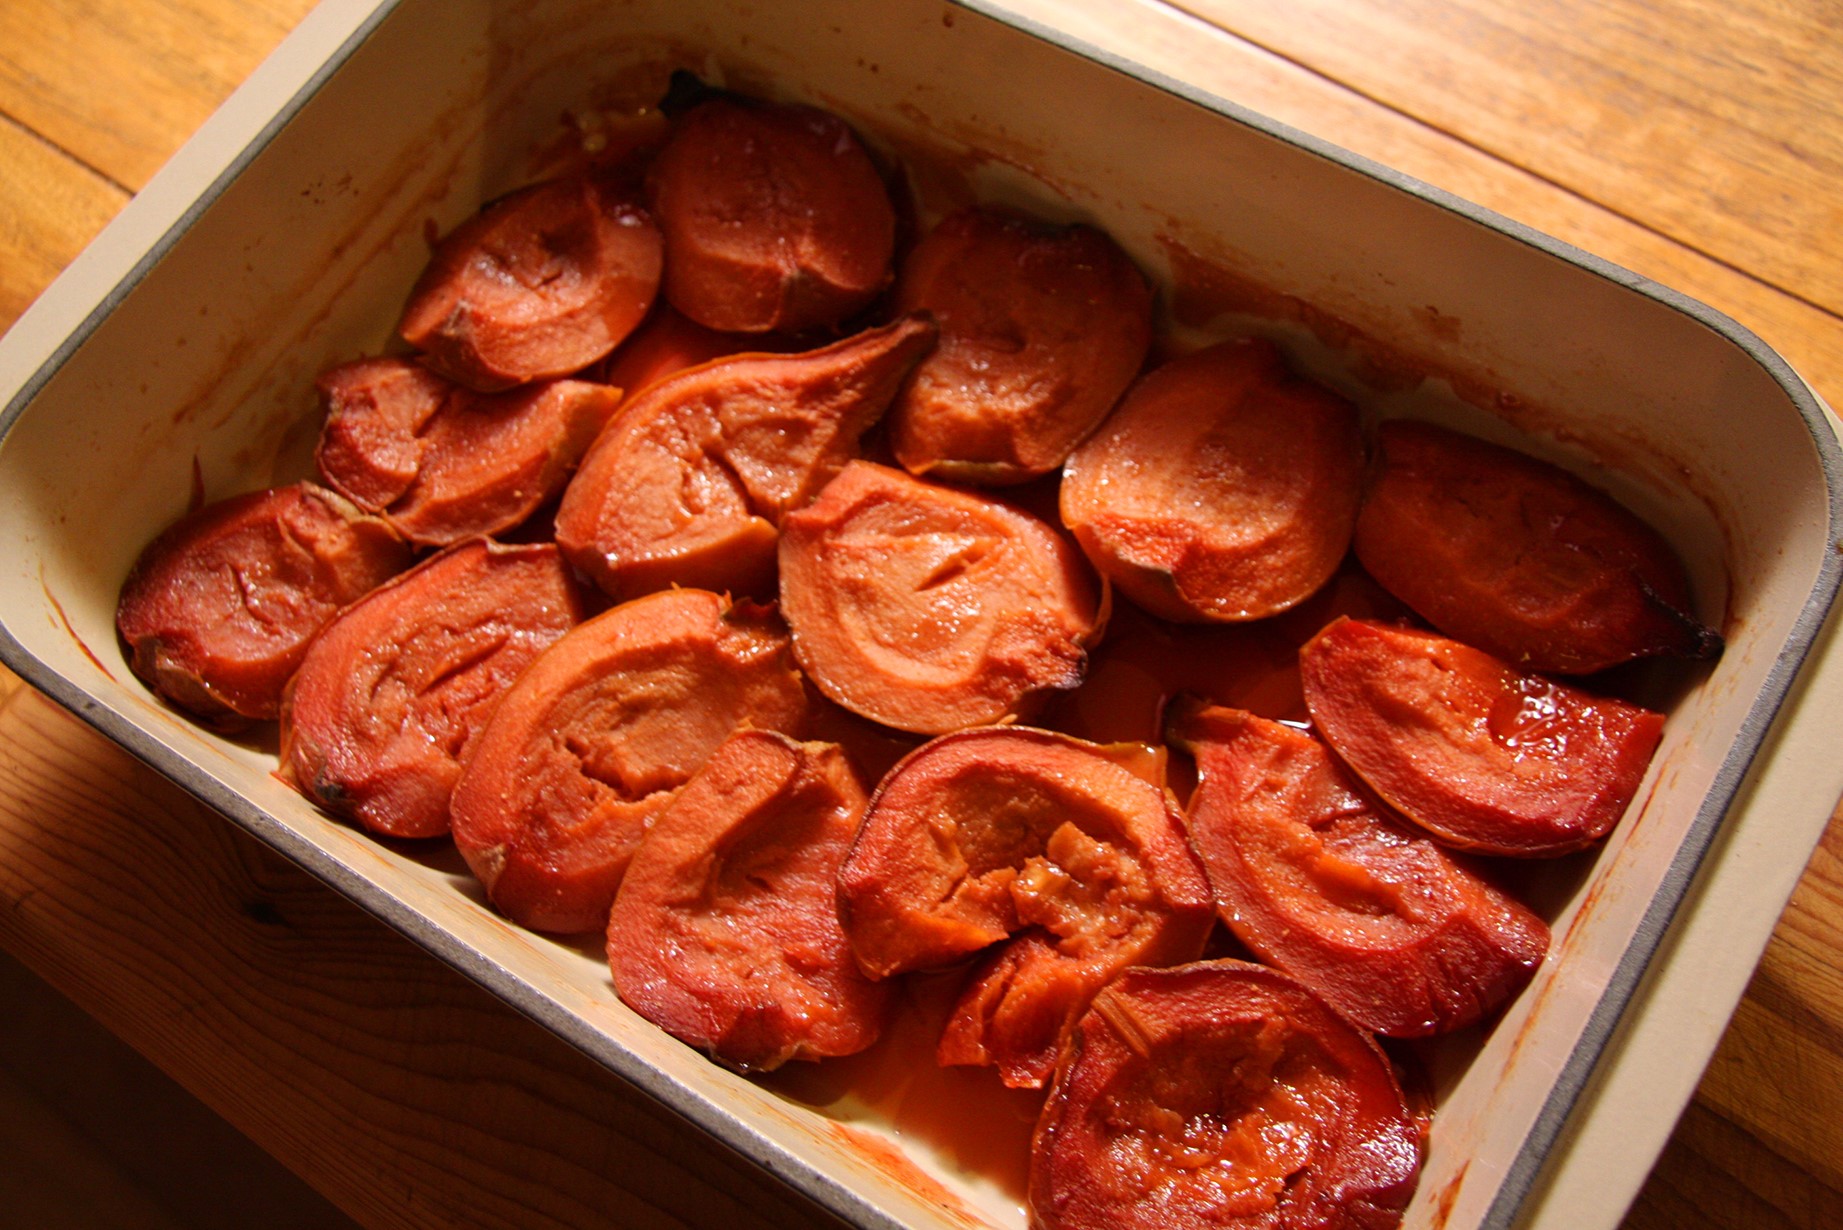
[3,1,1842,1227]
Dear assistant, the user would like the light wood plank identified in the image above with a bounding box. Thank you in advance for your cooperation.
[2,2,1841,1227]
[0,683,845,1230]
[0,0,315,191]
[1006,0,1843,406]
[0,114,126,334]
[1168,0,1843,318]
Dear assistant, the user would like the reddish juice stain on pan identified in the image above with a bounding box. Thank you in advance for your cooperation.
[1039,559,1411,749]
[823,1124,994,1229]
[750,575,1413,1215]
[1432,1161,1470,1227]
[43,573,115,684]
[759,971,1042,1211]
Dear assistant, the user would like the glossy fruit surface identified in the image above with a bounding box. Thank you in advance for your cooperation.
[1354,420,1721,674]
[646,95,895,334]
[1030,960,1423,1230]
[779,461,1103,734]
[281,539,585,838]
[116,482,410,726]
[890,207,1152,484]
[555,317,934,601]
[838,726,1212,1086]
[1301,617,1664,856]
[1062,338,1363,623]
[1169,701,1549,1035]
[449,589,808,933]
[317,357,616,546]
[608,731,892,1071]
[399,173,662,392]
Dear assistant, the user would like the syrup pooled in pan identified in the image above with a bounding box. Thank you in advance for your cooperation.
[1039,560,1411,748]
[764,969,1046,1213]
[107,67,1725,1230]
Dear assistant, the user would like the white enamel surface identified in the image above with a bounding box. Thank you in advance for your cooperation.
[1,2,1839,1228]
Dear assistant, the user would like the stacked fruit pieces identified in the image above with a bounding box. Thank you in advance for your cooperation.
[114,72,1722,1230]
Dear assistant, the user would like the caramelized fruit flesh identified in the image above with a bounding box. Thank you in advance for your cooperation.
[280,539,586,839]
[448,589,808,933]
[779,461,1104,735]
[838,727,1213,1086]
[1301,617,1665,856]
[1354,420,1721,674]
[608,731,893,1071]
[1029,960,1423,1230]
[116,483,411,726]
[1062,338,1364,623]
[1169,701,1549,1035]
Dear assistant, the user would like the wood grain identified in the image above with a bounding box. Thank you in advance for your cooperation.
[0,682,845,1230]
[2,1,1843,1228]
[0,0,316,191]
[1169,0,1843,319]
[0,114,125,332]
[1004,0,1843,406]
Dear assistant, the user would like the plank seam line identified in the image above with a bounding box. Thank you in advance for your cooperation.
[1146,0,1843,330]
[0,108,134,198]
